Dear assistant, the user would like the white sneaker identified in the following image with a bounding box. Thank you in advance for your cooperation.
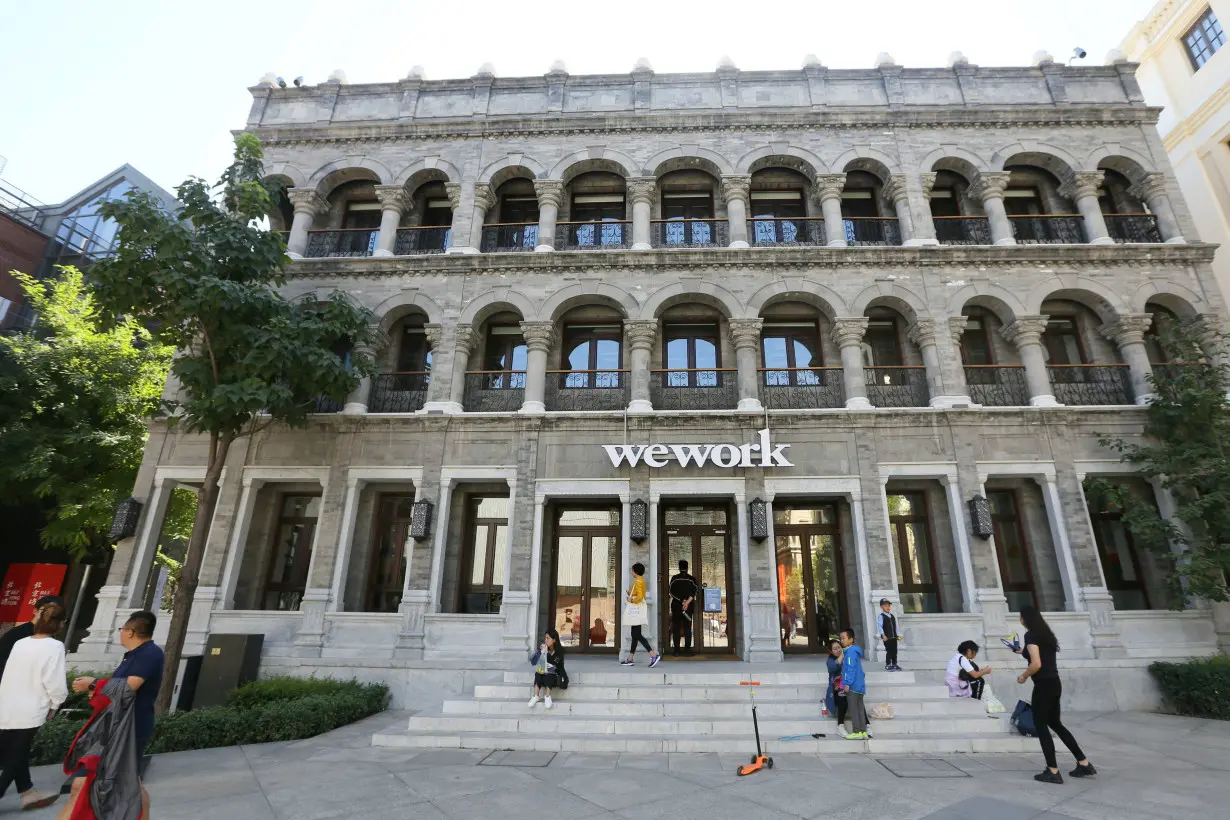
[544,695,553,709]
[528,695,541,708]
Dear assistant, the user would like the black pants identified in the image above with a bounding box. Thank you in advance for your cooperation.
[835,694,847,726]
[671,608,692,650]
[883,638,898,667]
[1031,678,1086,769]
[628,625,653,655]
[0,727,38,798]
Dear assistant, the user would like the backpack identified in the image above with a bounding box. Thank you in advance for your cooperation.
[1010,699,1037,737]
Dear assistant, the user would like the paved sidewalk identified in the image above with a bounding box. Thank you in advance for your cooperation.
[3,710,1227,820]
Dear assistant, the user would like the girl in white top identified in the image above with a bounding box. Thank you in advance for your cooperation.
[945,640,992,700]
[0,601,68,811]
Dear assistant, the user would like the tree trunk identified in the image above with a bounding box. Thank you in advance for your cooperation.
[155,430,233,713]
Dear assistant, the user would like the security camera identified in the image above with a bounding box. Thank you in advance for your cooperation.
[276,76,287,88]
[294,76,304,87]
[1073,47,1087,60]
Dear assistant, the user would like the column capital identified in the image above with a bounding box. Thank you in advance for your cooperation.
[814,174,847,202]
[999,315,1050,347]
[729,318,764,351]
[947,315,970,344]
[533,179,564,209]
[1127,171,1168,203]
[623,319,658,351]
[627,177,656,206]
[882,174,910,203]
[361,328,392,356]
[1099,313,1153,348]
[373,185,412,214]
[453,324,478,354]
[720,174,752,205]
[443,182,463,210]
[906,317,938,347]
[970,172,1012,202]
[920,172,939,200]
[422,323,443,348]
[519,321,555,352]
[1190,312,1225,337]
[831,317,870,348]
[471,182,495,212]
[287,188,328,216]
[1058,170,1104,202]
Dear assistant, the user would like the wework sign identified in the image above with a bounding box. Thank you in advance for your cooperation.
[603,429,792,469]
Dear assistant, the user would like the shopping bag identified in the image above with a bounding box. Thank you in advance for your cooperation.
[983,683,1006,714]
[869,702,895,720]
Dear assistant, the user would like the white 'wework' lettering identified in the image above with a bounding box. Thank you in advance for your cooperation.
[603,430,792,469]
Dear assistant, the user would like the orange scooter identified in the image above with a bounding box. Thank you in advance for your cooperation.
[736,680,774,776]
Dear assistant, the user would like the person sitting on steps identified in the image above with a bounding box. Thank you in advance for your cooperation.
[946,640,992,700]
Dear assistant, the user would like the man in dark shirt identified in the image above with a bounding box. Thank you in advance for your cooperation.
[668,560,698,656]
[0,596,64,683]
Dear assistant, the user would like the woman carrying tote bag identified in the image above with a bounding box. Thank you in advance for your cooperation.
[620,563,661,667]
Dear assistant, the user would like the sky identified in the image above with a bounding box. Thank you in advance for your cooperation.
[1,0,1162,203]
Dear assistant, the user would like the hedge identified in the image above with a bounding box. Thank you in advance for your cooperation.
[1149,653,1230,720]
[31,677,390,766]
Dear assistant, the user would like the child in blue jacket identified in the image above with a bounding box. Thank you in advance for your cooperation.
[839,627,869,740]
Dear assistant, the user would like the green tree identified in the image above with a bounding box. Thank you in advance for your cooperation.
[90,134,375,711]
[1095,321,1230,606]
[0,267,172,554]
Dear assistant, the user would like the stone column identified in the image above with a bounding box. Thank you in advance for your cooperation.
[452,183,493,254]
[1059,171,1112,245]
[533,180,563,252]
[124,476,174,608]
[917,172,940,244]
[519,321,554,414]
[999,316,1059,406]
[1071,468,1125,657]
[906,318,947,407]
[286,189,327,259]
[218,476,265,609]
[327,475,364,610]
[442,182,474,253]
[342,330,390,415]
[832,317,871,410]
[939,473,980,615]
[1128,172,1186,243]
[729,319,764,412]
[445,325,477,413]
[721,175,752,248]
[815,174,848,247]
[624,320,657,413]
[417,324,445,412]
[1100,314,1156,405]
[883,174,917,246]
[970,172,1016,246]
[628,177,655,250]
[946,316,973,401]
[372,185,411,257]
[1037,476,1085,611]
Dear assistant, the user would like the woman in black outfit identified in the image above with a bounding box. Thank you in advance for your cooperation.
[1016,605,1096,784]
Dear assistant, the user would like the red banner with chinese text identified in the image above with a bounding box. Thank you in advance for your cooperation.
[0,563,68,623]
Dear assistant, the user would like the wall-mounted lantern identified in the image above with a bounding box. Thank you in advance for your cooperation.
[749,498,769,542]
[410,499,434,542]
[630,498,648,542]
[108,497,143,541]
[968,495,993,539]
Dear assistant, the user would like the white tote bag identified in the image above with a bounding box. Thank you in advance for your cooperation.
[623,601,648,626]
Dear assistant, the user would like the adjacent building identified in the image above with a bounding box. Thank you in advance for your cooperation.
[74,54,1228,709]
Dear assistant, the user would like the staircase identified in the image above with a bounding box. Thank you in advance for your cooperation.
[372,659,1035,755]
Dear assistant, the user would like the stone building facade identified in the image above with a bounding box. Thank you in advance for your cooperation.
[74,54,1229,709]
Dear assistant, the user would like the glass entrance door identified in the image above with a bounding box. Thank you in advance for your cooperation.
[774,504,847,653]
[661,506,734,653]
[552,508,620,653]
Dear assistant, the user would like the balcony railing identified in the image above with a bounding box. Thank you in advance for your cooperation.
[650,368,738,410]
[311,395,345,413]
[463,370,526,412]
[545,370,629,411]
[1009,215,1084,244]
[556,220,631,250]
[393,226,450,255]
[1047,364,1134,405]
[748,217,826,247]
[933,216,992,246]
[865,365,929,407]
[843,217,901,246]
[370,372,430,413]
[480,223,538,252]
[759,368,845,409]
[965,365,1029,406]
[1104,214,1163,244]
[304,228,379,258]
[651,218,727,248]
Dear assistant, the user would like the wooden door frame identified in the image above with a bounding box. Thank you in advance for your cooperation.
[658,502,737,654]
[774,501,848,654]
[987,488,1039,610]
[260,492,321,611]
[550,518,622,654]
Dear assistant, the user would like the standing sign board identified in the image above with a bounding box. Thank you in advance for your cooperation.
[0,563,68,623]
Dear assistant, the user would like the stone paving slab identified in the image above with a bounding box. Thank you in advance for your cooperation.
[877,756,970,777]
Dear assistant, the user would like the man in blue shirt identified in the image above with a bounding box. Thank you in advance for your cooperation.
[839,627,869,740]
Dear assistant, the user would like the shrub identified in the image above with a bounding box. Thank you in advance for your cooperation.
[1149,653,1230,720]
[227,676,388,711]
[31,715,89,767]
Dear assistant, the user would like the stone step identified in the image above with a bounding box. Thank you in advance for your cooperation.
[503,669,917,686]
[473,683,951,701]
[406,713,1006,736]
[371,729,1037,755]
[442,697,985,718]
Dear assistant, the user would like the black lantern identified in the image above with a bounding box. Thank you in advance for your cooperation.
[410,499,434,542]
[630,498,648,542]
[107,497,143,541]
[749,498,769,542]
[968,495,993,539]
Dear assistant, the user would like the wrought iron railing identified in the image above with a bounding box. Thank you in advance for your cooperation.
[759,368,845,409]
[311,395,345,413]
[463,370,526,412]
[1009,215,1085,244]
[747,217,826,246]
[933,216,992,246]
[650,368,738,410]
[393,226,450,255]
[651,218,727,248]
[480,222,538,252]
[544,370,629,411]
[1047,364,1134,405]
[370,372,430,413]
[843,217,901,246]
[965,365,1029,406]
[1104,214,1163,244]
[556,220,631,250]
[304,228,379,258]
[865,365,929,407]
